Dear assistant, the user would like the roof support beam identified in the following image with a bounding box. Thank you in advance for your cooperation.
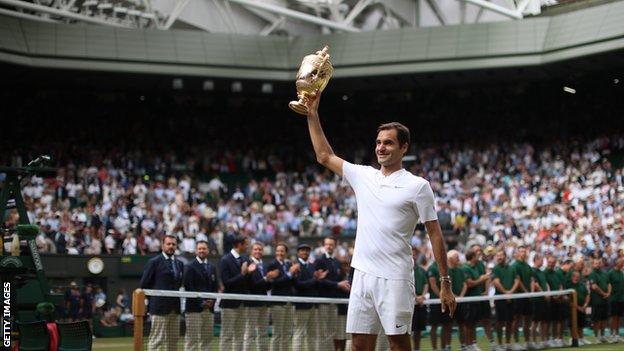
[0,7,59,23]
[164,0,191,29]
[343,0,373,25]
[260,16,284,35]
[460,0,523,19]
[0,0,130,27]
[227,0,360,32]
[425,0,446,25]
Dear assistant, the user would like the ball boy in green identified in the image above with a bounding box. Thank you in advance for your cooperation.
[412,249,429,351]
[607,257,624,342]
[492,250,519,348]
[511,246,533,347]
[588,258,611,341]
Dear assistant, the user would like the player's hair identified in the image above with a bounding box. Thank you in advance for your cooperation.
[517,245,527,250]
[196,240,209,247]
[377,122,410,147]
[323,236,337,245]
[275,243,288,252]
[533,253,543,261]
[252,242,264,249]
[233,235,247,247]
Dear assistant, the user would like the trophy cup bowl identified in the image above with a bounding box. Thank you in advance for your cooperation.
[289,46,334,115]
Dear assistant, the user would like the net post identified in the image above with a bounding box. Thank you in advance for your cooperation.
[569,290,579,347]
[133,288,146,351]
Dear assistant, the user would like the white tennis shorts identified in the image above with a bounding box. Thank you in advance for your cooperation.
[346,269,415,335]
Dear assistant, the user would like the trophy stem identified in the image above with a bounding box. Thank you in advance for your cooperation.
[288,99,308,116]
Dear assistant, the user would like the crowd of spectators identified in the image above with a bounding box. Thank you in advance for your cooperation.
[3,132,621,270]
[1,83,623,269]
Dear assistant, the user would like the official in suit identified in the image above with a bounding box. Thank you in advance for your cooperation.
[267,243,299,351]
[219,235,255,351]
[314,236,350,350]
[293,243,324,351]
[335,258,352,351]
[140,235,184,351]
[243,242,279,351]
[183,240,217,351]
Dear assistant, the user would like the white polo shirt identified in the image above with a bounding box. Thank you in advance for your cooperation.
[343,161,438,281]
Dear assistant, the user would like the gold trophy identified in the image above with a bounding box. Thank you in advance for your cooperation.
[289,45,334,115]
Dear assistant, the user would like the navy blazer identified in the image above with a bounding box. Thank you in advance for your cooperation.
[294,260,318,310]
[219,252,250,309]
[314,255,343,298]
[140,253,184,315]
[267,259,294,306]
[183,258,218,313]
[244,260,272,307]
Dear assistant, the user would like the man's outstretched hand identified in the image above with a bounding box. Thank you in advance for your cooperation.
[439,281,457,317]
[305,89,321,117]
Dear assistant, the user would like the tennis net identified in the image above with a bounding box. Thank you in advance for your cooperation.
[131,288,586,351]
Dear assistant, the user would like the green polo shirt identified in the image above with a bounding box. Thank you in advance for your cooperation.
[569,281,588,307]
[476,260,486,275]
[449,266,467,296]
[545,268,562,291]
[427,262,440,298]
[588,269,609,305]
[492,263,516,294]
[533,267,549,291]
[607,269,624,302]
[555,268,573,289]
[463,263,485,296]
[512,260,533,293]
[414,266,428,296]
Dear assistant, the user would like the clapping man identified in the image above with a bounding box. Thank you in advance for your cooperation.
[244,242,279,351]
[267,243,299,351]
[314,237,350,350]
[219,235,255,351]
[184,240,218,351]
[293,243,326,351]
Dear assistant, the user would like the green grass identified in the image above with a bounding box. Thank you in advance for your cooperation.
[92,335,623,351]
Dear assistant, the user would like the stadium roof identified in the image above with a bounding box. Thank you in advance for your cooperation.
[0,0,617,36]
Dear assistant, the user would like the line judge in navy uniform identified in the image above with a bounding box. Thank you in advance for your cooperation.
[293,243,324,351]
[140,234,184,351]
[267,243,299,351]
[183,240,217,351]
[314,236,351,350]
[219,235,255,351]
[243,242,279,351]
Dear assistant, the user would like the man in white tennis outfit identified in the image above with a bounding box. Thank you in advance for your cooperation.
[304,91,457,351]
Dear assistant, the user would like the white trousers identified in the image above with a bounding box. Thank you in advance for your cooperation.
[219,308,245,351]
[292,307,320,351]
[184,310,214,351]
[270,304,293,351]
[317,304,338,350]
[243,306,270,351]
[148,312,179,351]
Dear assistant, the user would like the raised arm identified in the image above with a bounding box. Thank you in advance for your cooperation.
[305,90,344,176]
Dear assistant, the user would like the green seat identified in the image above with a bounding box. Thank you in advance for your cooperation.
[57,321,92,351]
[16,320,49,351]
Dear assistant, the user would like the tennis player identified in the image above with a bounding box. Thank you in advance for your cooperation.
[304,91,456,351]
